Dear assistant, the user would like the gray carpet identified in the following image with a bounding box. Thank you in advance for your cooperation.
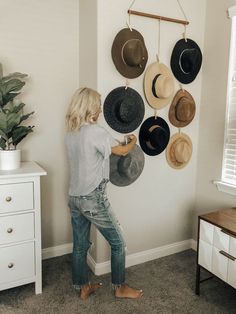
[0,250,235,314]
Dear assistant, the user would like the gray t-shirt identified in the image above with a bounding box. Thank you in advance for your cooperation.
[65,124,117,196]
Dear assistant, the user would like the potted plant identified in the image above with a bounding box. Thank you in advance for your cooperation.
[0,63,34,170]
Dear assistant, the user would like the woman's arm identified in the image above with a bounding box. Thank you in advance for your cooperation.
[111,134,137,156]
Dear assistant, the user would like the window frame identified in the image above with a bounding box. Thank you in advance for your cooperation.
[214,5,236,196]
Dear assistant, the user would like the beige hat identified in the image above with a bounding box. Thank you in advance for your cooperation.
[144,62,175,110]
[166,132,192,169]
[169,89,196,128]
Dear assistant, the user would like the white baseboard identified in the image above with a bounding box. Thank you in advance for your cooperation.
[191,239,197,251]
[42,238,195,275]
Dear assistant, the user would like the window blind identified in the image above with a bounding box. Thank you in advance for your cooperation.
[222,14,236,184]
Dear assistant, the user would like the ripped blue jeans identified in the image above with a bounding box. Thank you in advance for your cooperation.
[68,179,126,289]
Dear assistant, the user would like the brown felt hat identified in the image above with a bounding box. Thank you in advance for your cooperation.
[169,89,196,128]
[144,62,175,110]
[166,132,192,169]
[111,28,148,79]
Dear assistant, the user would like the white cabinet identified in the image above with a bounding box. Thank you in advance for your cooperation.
[197,211,236,294]
[0,162,46,294]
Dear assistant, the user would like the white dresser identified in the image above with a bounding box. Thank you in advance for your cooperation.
[196,208,236,295]
[0,162,46,294]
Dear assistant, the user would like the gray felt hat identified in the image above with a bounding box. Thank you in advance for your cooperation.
[110,144,145,186]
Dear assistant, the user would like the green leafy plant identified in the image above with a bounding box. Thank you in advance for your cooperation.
[0,63,34,150]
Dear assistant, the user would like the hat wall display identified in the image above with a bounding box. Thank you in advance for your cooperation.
[169,89,196,128]
[110,144,145,186]
[103,87,145,133]
[171,38,202,84]
[111,28,148,79]
[144,62,175,110]
[139,116,170,156]
[166,132,192,169]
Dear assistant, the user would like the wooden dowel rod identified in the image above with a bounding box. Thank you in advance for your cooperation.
[128,9,189,26]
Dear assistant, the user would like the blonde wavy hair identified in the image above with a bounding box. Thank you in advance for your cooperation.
[66,87,101,131]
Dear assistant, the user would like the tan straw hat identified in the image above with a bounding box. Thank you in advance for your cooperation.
[166,132,192,169]
[169,89,196,128]
[144,62,175,110]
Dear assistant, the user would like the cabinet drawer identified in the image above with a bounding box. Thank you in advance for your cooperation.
[0,213,34,245]
[0,182,34,214]
[199,220,214,244]
[229,235,236,258]
[198,240,212,271]
[213,226,230,252]
[0,242,35,284]
[228,259,236,289]
[212,247,228,282]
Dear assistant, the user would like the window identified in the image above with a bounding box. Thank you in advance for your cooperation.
[215,5,236,195]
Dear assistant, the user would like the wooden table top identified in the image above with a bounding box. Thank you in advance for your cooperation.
[199,208,236,236]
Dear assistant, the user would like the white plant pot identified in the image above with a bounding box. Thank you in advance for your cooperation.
[0,150,21,170]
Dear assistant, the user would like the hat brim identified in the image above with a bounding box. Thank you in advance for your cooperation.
[112,28,148,79]
[169,89,196,128]
[110,144,145,186]
[139,116,170,156]
[103,87,145,133]
[166,132,192,169]
[144,62,174,109]
[170,38,202,84]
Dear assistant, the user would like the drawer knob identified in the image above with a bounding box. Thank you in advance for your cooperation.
[8,263,14,269]
[7,228,13,233]
[5,196,12,202]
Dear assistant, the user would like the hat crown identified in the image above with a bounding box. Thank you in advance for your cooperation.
[118,155,138,179]
[175,97,195,122]
[122,39,145,67]
[174,140,191,163]
[152,74,174,99]
[180,48,200,74]
[117,99,136,123]
[149,125,168,149]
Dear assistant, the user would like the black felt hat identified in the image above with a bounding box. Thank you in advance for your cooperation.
[103,87,145,133]
[170,38,202,84]
[139,116,170,156]
[111,28,148,79]
[110,144,145,186]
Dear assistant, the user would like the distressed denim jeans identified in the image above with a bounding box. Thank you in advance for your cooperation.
[68,179,125,288]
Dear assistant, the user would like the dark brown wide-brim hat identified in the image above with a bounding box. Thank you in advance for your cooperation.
[110,144,145,186]
[139,116,170,156]
[169,89,196,128]
[111,28,148,79]
[144,62,175,110]
[166,132,192,169]
[103,86,145,133]
[171,38,202,84]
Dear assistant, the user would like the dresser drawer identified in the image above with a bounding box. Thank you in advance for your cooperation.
[0,213,34,245]
[198,240,213,271]
[199,220,214,244]
[212,247,228,282]
[213,226,230,252]
[0,182,34,214]
[0,242,35,284]
[228,259,236,289]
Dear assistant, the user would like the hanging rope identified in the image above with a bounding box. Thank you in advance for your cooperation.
[154,109,158,119]
[179,83,185,92]
[156,18,161,62]
[126,0,136,30]
[125,78,130,90]
[177,0,188,41]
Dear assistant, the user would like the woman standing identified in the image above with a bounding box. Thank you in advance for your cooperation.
[65,87,143,300]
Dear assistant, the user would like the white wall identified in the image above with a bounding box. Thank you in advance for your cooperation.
[88,0,206,263]
[194,0,236,238]
[0,0,79,248]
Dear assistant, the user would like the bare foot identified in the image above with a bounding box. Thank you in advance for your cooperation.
[80,283,102,300]
[115,284,143,299]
